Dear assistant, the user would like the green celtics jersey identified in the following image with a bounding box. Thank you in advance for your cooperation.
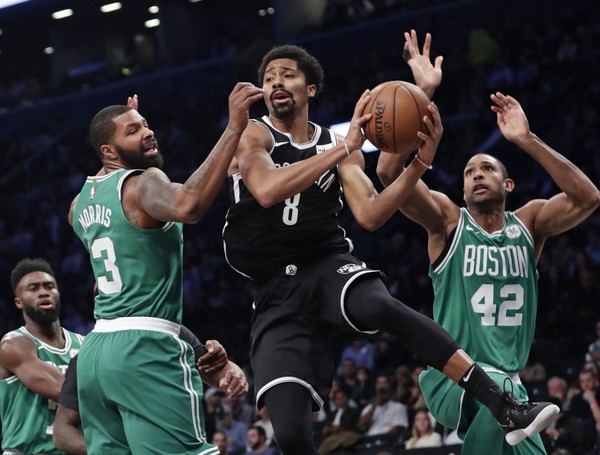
[72,170,184,322]
[0,327,83,454]
[429,208,538,372]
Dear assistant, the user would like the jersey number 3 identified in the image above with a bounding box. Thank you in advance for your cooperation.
[91,237,123,294]
[471,283,523,326]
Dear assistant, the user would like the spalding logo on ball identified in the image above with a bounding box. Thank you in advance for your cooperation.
[362,81,431,155]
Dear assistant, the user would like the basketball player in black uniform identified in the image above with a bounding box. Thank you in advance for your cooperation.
[222,44,558,455]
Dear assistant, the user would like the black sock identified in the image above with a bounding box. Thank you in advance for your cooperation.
[458,364,505,418]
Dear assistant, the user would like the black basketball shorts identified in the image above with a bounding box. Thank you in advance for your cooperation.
[250,252,382,410]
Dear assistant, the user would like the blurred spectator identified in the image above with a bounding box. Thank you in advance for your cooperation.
[585,320,600,371]
[404,409,442,449]
[204,387,226,442]
[243,426,279,455]
[318,389,362,454]
[336,339,377,374]
[359,374,408,443]
[566,367,600,453]
[226,393,255,427]
[253,407,275,448]
[217,408,249,455]
[212,431,230,455]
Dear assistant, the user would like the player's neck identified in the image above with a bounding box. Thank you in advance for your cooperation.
[25,321,64,347]
[269,110,313,143]
[466,206,505,233]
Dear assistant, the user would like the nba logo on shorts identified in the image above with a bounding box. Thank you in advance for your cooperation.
[337,263,365,274]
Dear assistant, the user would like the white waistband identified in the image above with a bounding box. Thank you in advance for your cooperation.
[93,317,179,335]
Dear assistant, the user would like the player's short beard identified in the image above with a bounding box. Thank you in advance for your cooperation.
[24,302,60,325]
[114,143,164,170]
[270,93,296,119]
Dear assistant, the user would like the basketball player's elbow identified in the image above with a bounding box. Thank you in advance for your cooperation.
[355,214,384,232]
[253,188,281,208]
[177,203,207,223]
[376,166,396,188]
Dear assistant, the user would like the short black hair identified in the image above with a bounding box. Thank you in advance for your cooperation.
[249,425,267,439]
[89,105,133,159]
[11,258,55,294]
[257,44,325,98]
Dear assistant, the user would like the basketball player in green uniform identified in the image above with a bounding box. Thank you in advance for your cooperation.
[377,32,600,454]
[0,258,84,455]
[68,83,262,454]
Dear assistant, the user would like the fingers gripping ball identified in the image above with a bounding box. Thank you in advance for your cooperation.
[363,81,431,155]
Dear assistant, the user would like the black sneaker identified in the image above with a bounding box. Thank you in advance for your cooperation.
[496,392,559,445]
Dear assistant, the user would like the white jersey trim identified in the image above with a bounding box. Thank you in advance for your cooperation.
[92,317,179,335]
[341,269,381,334]
[432,209,465,274]
[256,376,325,410]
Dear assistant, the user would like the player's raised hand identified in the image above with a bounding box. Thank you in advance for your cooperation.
[490,92,530,144]
[403,30,443,97]
[227,82,264,133]
[416,101,443,166]
[345,89,372,153]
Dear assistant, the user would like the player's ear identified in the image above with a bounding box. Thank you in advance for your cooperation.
[307,84,317,99]
[14,297,23,310]
[504,178,515,194]
[100,144,118,161]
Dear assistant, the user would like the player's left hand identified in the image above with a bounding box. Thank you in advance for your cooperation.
[219,367,249,400]
[403,30,443,98]
[416,101,443,165]
[490,92,530,144]
[197,340,228,373]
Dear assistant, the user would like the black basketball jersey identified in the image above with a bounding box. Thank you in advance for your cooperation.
[223,116,353,282]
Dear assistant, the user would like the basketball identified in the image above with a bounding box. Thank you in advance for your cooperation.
[362,81,431,155]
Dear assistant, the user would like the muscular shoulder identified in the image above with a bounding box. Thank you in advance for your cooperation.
[0,333,36,376]
[514,199,545,233]
[121,168,169,228]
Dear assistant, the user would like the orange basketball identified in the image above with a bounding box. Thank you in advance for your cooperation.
[362,81,431,155]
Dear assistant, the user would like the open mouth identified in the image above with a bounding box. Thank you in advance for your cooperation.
[473,184,487,194]
[272,90,291,105]
[144,143,158,157]
[38,301,54,310]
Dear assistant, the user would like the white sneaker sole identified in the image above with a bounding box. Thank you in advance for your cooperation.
[505,404,559,446]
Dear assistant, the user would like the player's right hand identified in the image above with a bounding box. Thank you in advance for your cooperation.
[345,89,372,153]
[227,82,264,134]
[219,367,249,400]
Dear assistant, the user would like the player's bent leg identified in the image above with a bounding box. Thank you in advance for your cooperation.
[263,382,320,455]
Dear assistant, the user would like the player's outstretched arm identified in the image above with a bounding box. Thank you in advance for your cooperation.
[137,83,264,223]
[492,92,600,240]
[342,102,443,231]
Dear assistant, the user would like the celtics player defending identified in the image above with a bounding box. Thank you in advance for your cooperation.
[377,33,600,455]
[222,43,559,455]
[0,258,84,455]
[67,83,262,454]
